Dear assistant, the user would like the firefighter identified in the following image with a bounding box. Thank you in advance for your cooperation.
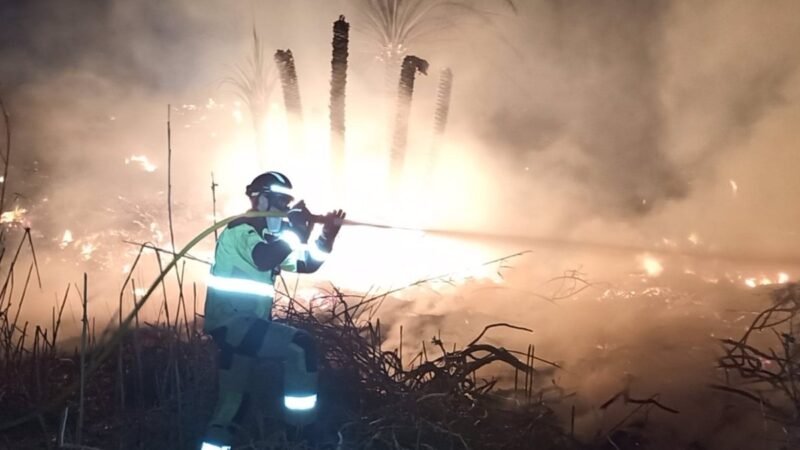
[200,171,345,450]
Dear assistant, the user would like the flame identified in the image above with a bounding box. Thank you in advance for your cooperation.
[743,272,791,288]
[322,228,503,293]
[729,179,738,196]
[81,243,96,260]
[210,109,503,294]
[60,230,73,249]
[638,254,664,277]
[149,222,164,243]
[0,206,28,225]
[125,155,157,172]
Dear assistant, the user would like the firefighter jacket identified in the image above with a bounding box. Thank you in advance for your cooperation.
[203,215,330,332]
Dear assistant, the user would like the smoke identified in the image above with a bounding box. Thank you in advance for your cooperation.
[440,0,800,229]
[2,1,800,448]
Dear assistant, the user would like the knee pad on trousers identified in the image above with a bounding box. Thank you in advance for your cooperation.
[237,319,270,356]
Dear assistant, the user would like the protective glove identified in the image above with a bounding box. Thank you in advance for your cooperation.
[286,200,313,243]
[321,209,346,243]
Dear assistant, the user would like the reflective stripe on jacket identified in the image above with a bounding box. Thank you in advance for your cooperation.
[203,218,300,331]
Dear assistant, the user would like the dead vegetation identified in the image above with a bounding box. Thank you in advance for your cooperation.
[0,219,585,449]
[714,283,800,448]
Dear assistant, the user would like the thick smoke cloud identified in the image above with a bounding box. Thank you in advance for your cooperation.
[457,0,800,222]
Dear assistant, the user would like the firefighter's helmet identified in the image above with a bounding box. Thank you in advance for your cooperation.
[246,171,294,208]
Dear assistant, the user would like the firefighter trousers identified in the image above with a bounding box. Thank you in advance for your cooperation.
[204,316,318,444]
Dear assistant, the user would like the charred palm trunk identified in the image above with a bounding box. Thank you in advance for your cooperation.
[390,55,429,186]
[382,46,404,148]
[383,48,404,98]
[275,49,303,156]
[428,68,453,178]
[329,15,349,174]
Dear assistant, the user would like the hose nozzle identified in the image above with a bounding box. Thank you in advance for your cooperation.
[310,214,345,227]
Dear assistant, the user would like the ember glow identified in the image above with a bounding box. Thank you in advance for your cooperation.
[743,272,792,288]
[125,155,157,172]
[0,206,28,226]
[80,242,97,260]
[60,229,73,248]
[729,179,739,196]
[638,253,664,277]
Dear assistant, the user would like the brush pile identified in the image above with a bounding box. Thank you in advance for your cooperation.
[278,289,578,449]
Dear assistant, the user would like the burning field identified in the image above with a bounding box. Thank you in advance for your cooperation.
[2,0,800,449]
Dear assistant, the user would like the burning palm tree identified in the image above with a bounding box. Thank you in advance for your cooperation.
[428,67,453,177]
[274,49,303,120]
[224,27,277,170]
[390,55,429,186]
[355,0,514,190]
[354,0,516,93]
[330,15,350,174]
[274,49,304,155]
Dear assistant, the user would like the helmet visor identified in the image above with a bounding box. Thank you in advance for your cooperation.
[268,193,294,211]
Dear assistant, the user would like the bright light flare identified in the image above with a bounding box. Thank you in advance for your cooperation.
[743,272,791,288]
[81,243,96,260]
[0,206,28,225]
[149,222,164,243]
[125,155,157,172]
[729,179,738,196]
[324,227,505,293]
[211,109,500,294]
[60,230,73,249]
[638,254,664,277]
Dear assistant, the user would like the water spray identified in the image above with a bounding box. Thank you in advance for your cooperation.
[310,214,800,266]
